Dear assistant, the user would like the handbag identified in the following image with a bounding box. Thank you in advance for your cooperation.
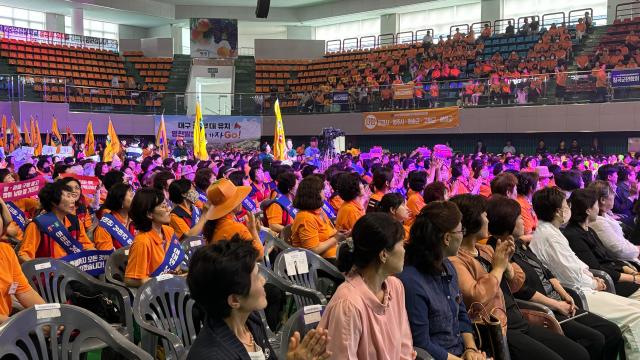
[467,302,510,360]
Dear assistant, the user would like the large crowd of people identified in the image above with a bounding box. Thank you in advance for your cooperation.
[5,135,640,360]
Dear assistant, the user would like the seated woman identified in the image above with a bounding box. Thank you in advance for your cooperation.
[264,171,298,235]
[319,213,415,359]
[377,193,410,240]
[335,173,366,233]
[58,177,95,232]
[291,175,345,260]
[486,195,624,360]
[93,183,136,250]
[399,201,486,360]
[564,189,640,298]
[406,170,429,227]
[202,179,262,254]
[0,169,38,241]
[18,181,95,262]
[0,206,44,323]
[449,194,589,360]
[515,171,538,238]
[168,179,208,240]
[124,188,186,287]
[587,180,640,264]
[531,187,640,358]
[366,166,393,212]
[187,236,330,360]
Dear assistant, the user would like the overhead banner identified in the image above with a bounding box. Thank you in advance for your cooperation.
[363,107,460,132]
[190,18,238,59]
[155,115,262,148]
[611,69,640,87]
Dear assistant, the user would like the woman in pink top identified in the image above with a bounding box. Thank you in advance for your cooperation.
[319,213,416,360]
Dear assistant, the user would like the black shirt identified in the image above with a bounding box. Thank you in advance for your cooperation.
[187,312,277,360]
[562,222,640,297]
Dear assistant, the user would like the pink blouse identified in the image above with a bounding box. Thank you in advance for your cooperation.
[318,271,415,360]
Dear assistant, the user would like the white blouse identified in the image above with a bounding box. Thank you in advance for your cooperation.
[530,221,597,292]
[589,214,640,262]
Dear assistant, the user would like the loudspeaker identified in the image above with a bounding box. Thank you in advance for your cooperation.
[256,0,270,18]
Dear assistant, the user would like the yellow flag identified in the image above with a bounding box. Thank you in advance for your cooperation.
[193,102,208,160]
[273,99,286,161]
[0,114,6,149]
[84,121,95,156]
[32,118,42,156]
[156,114,169,159]
[22,118,31,146]
[103,118,121,161]
[9,117,20,152]
[51,116,62,147]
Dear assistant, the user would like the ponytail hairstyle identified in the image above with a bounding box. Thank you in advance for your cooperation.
[336,213,404,273]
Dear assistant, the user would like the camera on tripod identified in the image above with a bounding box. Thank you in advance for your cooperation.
[320,127,345,157]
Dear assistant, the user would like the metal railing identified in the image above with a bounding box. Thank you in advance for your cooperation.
[0,69,637,116]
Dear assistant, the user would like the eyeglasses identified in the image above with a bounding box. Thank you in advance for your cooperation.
[449,230,464,235]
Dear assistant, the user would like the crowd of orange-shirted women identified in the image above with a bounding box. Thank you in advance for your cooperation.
[273,11,628,114]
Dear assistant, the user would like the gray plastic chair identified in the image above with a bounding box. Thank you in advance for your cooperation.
[590,269,616,294]
[105,246,136,299]
[274,248,345,302]
[414,347,435,360]
[260,263,326,309]
[133,275,202,360]
[277,305,325,359]
[21,258,134,342]
[0,304,152,360]
[181,235,205,265]
[263,231,292,268]
[562,284,589,310]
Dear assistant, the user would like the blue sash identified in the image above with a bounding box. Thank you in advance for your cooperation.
[33,212,84,255]
[6,201,27,231]
[249,183,259,198]
[394,187,407,198]
[242,196,258,213]
[98,213,134,248]
[196,189,208,203]
[192,205,201,225]
[322,200,337,219]
[150,235,185,277]
[34,212,111,276]
[61,250,113,277]
[274,193,298,219]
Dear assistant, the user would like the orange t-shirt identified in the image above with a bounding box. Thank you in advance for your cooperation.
[516,195,538,235]
[93,211,134,251]
[8,198,39,241]
[576,23,586,33]
[265,201,293,228]
[291,209,337,259]
[210,213,263,255]
[125,225,177,280]
[596,70,607,88]
[18,216,93,260]
[169,204,193,239]
[335,200,365,233]
[0,242,32,317]
[406,190,426,227]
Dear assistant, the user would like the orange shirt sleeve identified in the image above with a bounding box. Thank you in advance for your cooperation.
[169,213,191,239]
[265,203,284,226]
[93,225,115,251]
[125,234,151,280]
[292,213,320,251]
[18,222,40,260]
[335,203,363,232]
[0,243,32,317]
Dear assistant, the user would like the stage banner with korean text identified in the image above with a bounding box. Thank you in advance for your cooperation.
[362,107,460,132]
[392,84,415,99]
[155,115,262,149]
[0,177,46,201]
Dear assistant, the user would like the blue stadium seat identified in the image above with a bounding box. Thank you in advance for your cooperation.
[509,45,517,51]
[508,37,516,44]
[485,39,494,46]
